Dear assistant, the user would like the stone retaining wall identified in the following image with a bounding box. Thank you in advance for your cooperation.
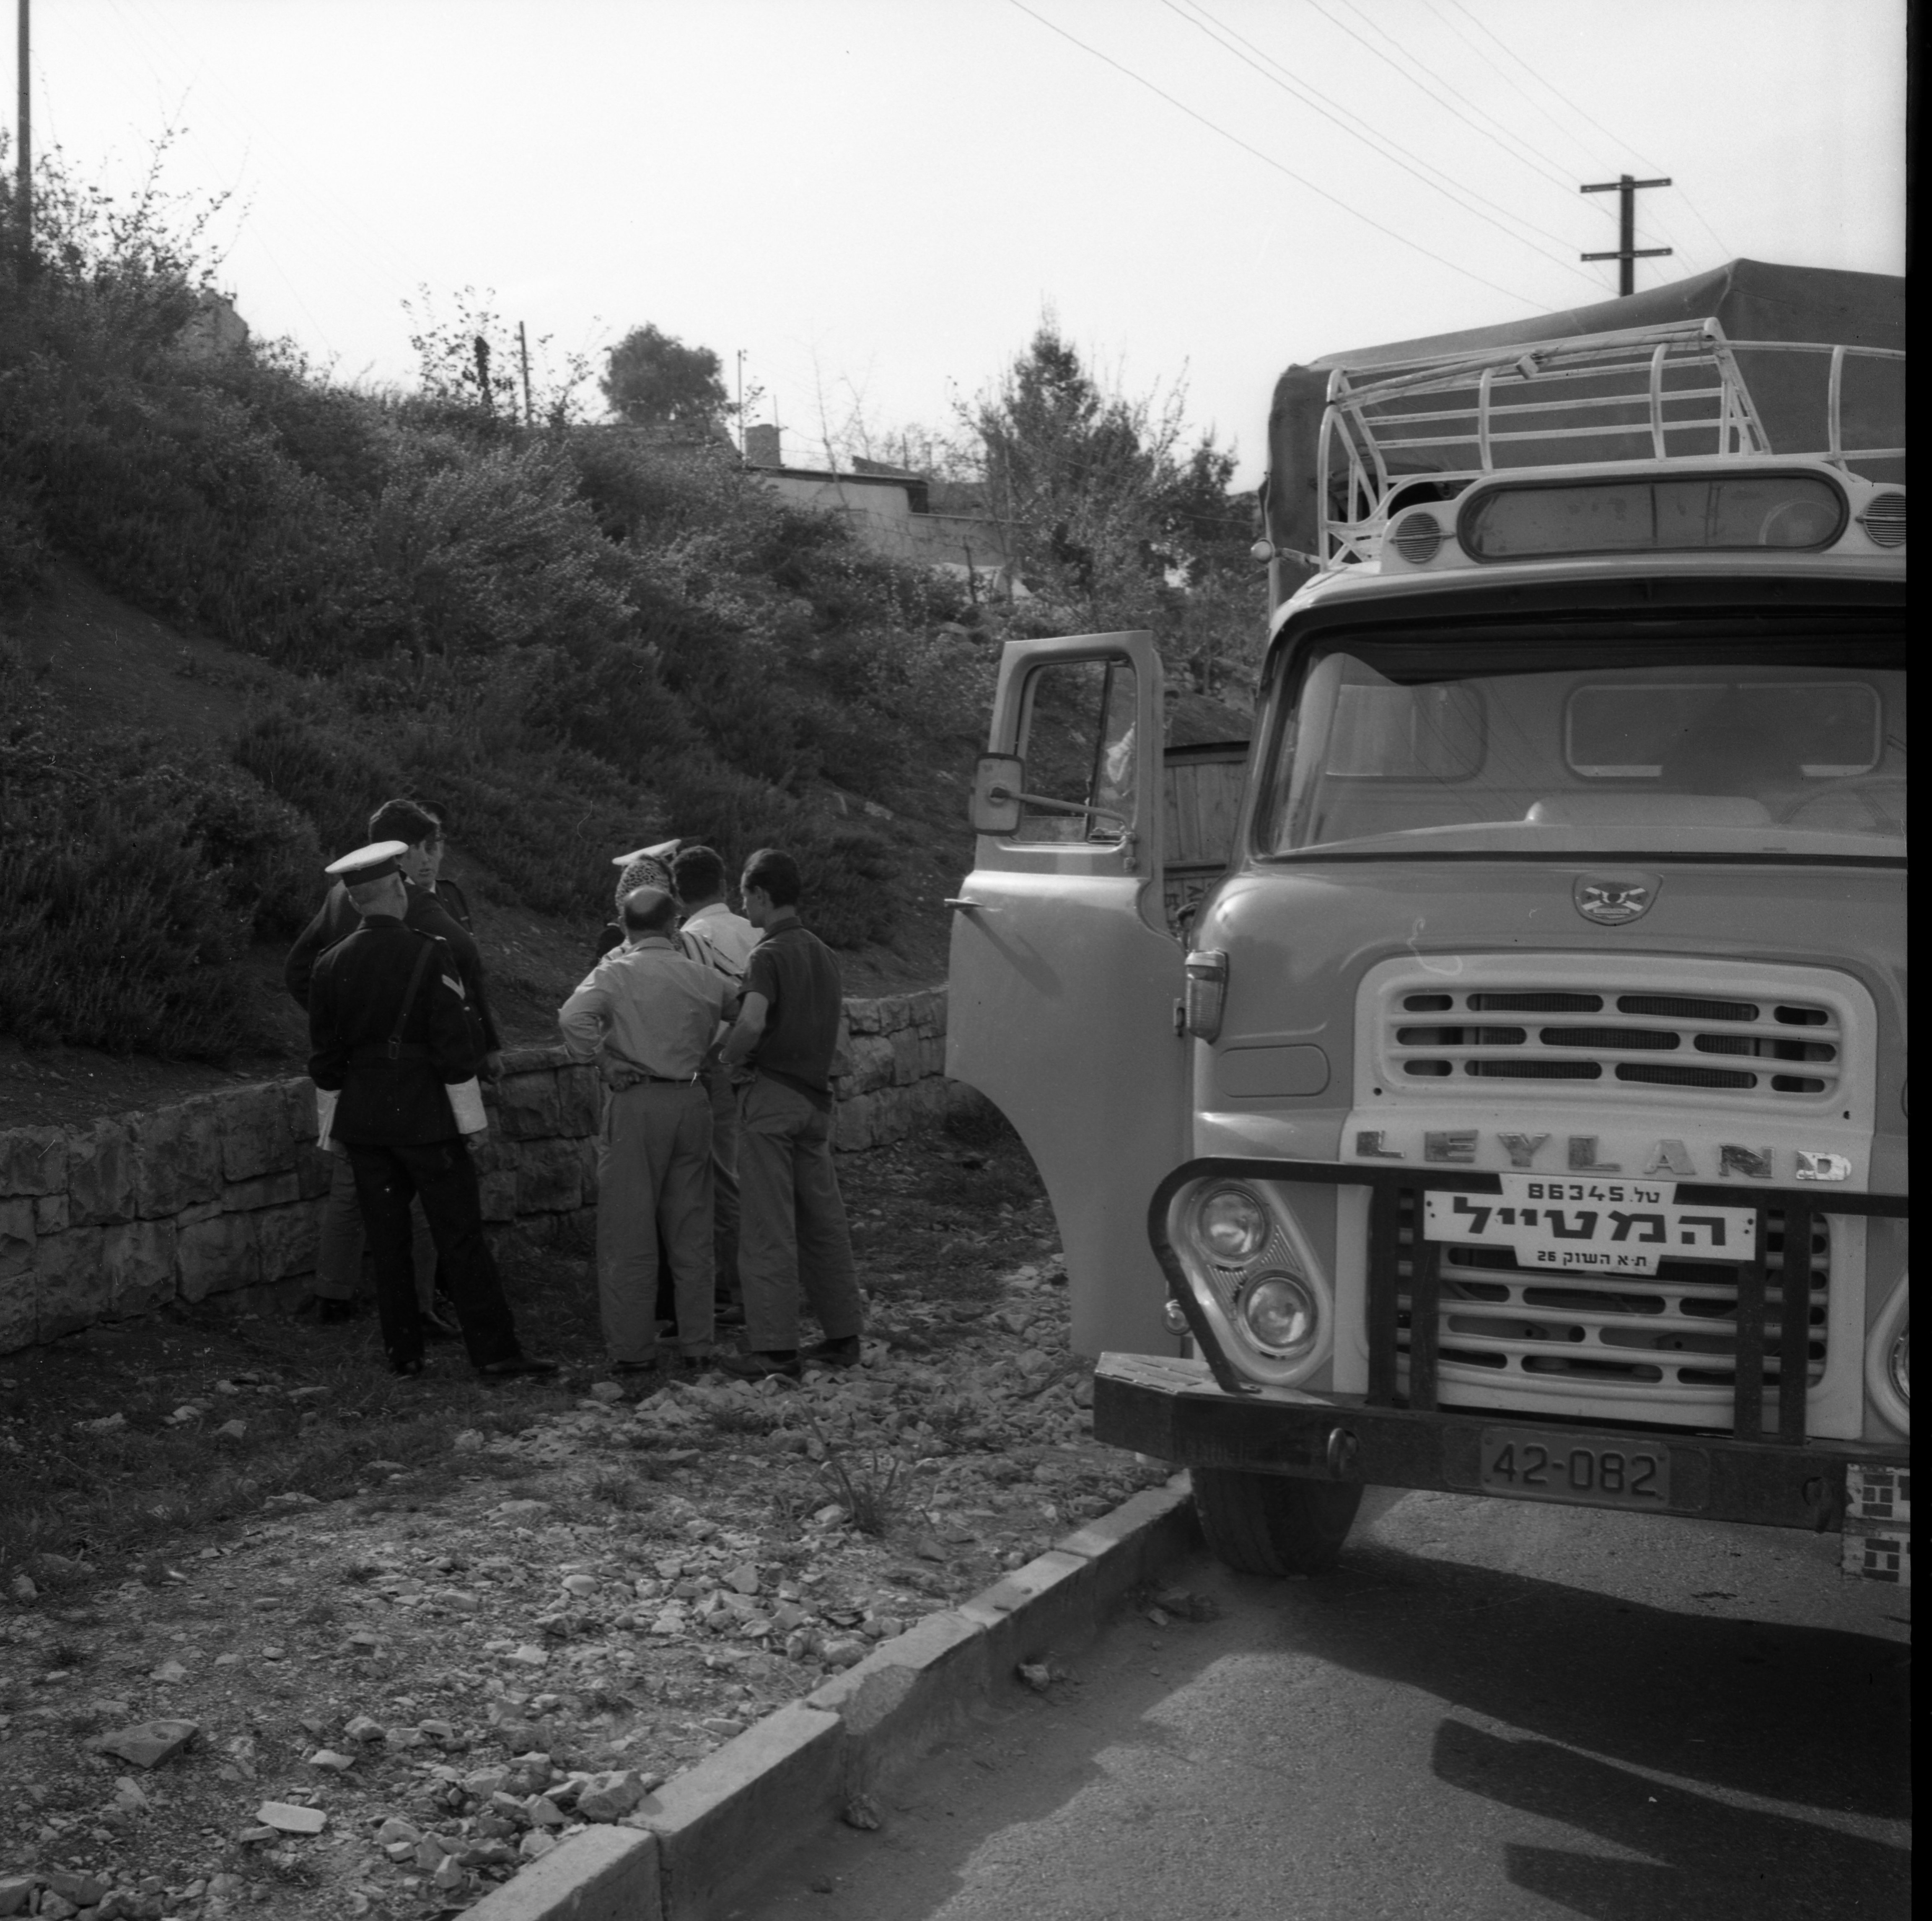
[0,991,951,1355]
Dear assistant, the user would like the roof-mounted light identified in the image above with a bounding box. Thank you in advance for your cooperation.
[1459,471,1848,562]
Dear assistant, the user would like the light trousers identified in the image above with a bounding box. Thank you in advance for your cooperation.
[596,1080,716,1364]
[736,1074,862,1353]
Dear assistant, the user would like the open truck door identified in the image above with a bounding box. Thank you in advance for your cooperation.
[945,631,1186,1360]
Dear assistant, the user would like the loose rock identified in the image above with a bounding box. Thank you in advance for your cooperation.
[90,1719,199,1768]
[255,1800,327,1835]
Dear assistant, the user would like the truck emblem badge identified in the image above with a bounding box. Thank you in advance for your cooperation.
[1575,873,1657,925]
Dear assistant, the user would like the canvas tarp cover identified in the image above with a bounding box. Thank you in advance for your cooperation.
[1265,260,1905,556]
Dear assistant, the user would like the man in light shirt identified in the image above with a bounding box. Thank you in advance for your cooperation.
[558,886,738,1375]
[671,845,760,1322]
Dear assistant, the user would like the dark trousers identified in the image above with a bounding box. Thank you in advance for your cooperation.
[345,1139,521,1370]
[737,1074,862,1352]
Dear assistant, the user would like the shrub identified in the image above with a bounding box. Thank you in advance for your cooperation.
[0,650,316,1054]
[1,142,986,1063]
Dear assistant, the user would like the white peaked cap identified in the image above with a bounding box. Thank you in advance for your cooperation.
[324,839,412,881]
[611,838,681,868]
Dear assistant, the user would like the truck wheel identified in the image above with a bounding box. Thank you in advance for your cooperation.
[1191,1468,1362,1576]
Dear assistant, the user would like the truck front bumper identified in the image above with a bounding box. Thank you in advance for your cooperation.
[1094,1351,1910,1536]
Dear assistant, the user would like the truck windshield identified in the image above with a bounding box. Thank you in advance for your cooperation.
[1258,621,1905,860]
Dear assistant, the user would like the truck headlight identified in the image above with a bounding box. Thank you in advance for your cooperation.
[1240,1271,1320,1358]
[1196,1186,1269,1263]
[1864,1275,1909,1433]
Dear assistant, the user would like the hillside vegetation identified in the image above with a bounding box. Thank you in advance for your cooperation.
[0,160,1006,1062]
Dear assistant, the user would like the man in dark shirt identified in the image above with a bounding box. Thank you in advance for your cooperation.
[715,848,862,1380]
[309,841,553,1381]
[287,798,500,1327]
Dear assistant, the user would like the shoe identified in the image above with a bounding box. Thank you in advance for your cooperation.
[714,1349,801,1381]
[420,1304,461,1342]
[476,1354,562,1380]
[801,1335,862,1369]
[391,1357,426,1379]
[610,1359,663,1377]
[316,1297,355,1326]
[714,1302,746,1328]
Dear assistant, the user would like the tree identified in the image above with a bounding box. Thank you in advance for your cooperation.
[403,285,595,428]
[601,324,728,435]
[963,321,1258,692]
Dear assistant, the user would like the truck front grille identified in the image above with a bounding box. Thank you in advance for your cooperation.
[1390,1194,1829,1420]
[1386,987,1843,1100]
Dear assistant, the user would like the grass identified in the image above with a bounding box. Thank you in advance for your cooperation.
[0,1249,604,1599]
[810,1419,906,1538]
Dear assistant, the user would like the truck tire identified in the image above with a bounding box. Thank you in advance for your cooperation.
[1191,1468,1362,1576]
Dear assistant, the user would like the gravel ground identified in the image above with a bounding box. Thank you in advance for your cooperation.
[0,1130,1170,1920]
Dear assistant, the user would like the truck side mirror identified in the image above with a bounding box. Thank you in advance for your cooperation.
[969,755,1026,835]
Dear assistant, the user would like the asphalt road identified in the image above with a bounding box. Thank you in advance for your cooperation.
[734,1488,1911,1921]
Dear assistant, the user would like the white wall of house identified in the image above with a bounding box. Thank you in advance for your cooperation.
[752,466,1010,575]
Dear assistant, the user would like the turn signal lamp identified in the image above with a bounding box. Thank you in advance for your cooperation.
[1184,949,1228,1041]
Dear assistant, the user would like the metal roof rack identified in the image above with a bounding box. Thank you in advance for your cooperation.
[1316,318,1904,568]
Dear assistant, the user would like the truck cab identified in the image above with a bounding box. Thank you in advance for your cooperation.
[947,298,1908,1583]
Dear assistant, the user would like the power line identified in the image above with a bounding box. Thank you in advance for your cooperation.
[1167,0,1606,287]
[1415,0,1699,273]
[1429,0,1608,169]
[1307,0,1581,199]
[1005,0,1542,310]
[1443,0,1668,176]
[1352,0,1710,277]
[1443,0,1733,262]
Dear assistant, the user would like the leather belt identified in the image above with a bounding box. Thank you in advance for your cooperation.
[603,1064,701,1092]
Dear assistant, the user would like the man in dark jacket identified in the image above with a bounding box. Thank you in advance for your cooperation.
[309,841,555,1382]
[287,799,502,1059]
[287,798,499,1327]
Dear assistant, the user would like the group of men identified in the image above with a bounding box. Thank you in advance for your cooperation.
[291,800,861,1386]
[558,841,862,1382]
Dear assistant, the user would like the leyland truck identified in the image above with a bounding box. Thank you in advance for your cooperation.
[946,261,1908,1583]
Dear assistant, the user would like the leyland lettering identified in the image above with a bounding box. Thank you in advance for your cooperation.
[947,263,1909,1587]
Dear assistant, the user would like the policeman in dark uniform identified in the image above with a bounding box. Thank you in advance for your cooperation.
[308,841,558,1382]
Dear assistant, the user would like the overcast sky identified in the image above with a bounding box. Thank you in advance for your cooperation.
[21,0,1908,483]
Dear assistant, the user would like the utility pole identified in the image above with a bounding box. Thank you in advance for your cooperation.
[517,321,534,427]
[1580,173,1671,295]
[15,0,30,283]
[735,349,746,456]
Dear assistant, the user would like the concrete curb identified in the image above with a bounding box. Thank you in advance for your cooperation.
[464,1473,1200,1921]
